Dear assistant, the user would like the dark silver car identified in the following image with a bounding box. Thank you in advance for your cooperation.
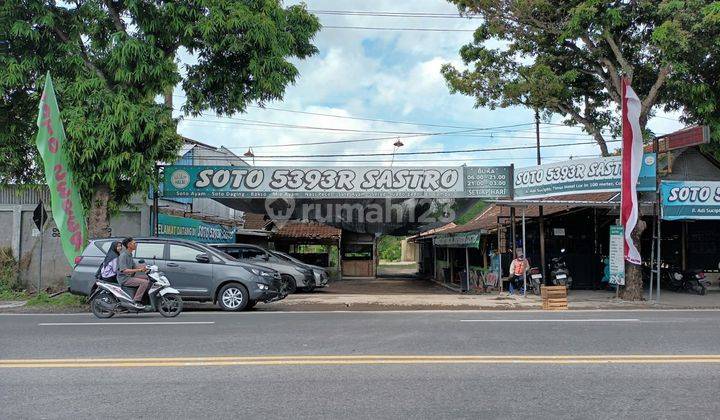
[211,244,317,293]
[270,250,330,291]
[69,238,285,311]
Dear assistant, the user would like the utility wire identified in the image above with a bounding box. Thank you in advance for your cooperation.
[309,10,479,19]
[322,25,476,32]
[188,139,618,160]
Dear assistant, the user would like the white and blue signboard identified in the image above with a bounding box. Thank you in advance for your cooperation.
[661,181,720,220]
[514,153,656,199]
[162,166,513,199]
[608,225,625,285]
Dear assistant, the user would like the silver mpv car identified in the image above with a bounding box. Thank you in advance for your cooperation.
[69,238,286,311]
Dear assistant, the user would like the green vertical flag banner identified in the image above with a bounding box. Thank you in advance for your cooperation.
[36,73,87,265]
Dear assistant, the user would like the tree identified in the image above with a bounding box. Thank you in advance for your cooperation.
[1,0,320,238]
[442,0,720,300]
[659,1,720,158]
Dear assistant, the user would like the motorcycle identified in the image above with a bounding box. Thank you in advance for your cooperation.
[526,267,543,295]
[549,250,573,288]
[89,263,183,318]
[663,266,708,295]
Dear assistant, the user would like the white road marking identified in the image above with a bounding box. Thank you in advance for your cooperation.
[38,321,215,326]
[459,319,641,323]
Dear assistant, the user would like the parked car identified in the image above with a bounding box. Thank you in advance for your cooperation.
[269,250,330,292]
[210,243,317,293]
[69,238,285,311]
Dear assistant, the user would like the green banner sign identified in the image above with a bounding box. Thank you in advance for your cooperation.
[36,73,87,265]
[433,231,483,248]
[157,214,236,243]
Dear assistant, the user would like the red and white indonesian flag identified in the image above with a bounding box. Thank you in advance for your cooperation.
[621,78,643,265]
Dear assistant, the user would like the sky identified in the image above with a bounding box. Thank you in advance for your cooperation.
[172,0,685,169]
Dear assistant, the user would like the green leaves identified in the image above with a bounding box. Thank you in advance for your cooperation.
[444,0,720,156]
[1,0,319,217]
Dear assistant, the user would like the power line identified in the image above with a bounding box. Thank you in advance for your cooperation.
[310,10,478,19]
[174,93,614,137]
[321,25,476,32]
[209,139,619,159]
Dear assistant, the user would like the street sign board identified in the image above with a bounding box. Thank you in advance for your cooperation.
[33,201,48,231]
[433,231,484,248]
[157,214,236,243]
[162,166,513,199]
[608,225,625,285]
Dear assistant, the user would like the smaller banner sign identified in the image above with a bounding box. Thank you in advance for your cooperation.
[608,225,625,285]
[157,214,236,243]
[433,231,483,248]
[514,153,656,199]
[661,181,720,220]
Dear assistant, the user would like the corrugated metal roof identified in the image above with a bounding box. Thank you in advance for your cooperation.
[0,186,50,205]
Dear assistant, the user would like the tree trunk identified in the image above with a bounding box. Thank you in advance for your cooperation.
[621,219,647,301]
[87,185,111,239]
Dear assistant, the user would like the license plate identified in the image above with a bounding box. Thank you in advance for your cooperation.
[556,274,567,279]
[531,274,542,279]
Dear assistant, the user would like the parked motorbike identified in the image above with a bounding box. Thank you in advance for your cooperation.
[549,250,573,288]
[526,267,543,295]
[89,263,183,318]
[663,266,708,295]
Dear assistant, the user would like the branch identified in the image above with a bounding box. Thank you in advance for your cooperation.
[102,0,127,34]
[603,30,633,80]
[52,27,108,85]
[641,65,671,123]
[556,102,610,156]
[577,35,622,104]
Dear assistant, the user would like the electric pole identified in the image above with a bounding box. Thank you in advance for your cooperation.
[535,109,546,281]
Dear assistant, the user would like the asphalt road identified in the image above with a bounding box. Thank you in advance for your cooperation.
[2,310,720,419]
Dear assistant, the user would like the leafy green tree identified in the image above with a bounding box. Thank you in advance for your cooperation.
[441,0,720,157]
[442,0,720,300]
[1,0,320,238]
[378,235,403,262]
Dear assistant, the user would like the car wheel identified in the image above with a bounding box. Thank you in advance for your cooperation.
[303,279,316,293]
[217,283,249,311]
[280,275,297,295]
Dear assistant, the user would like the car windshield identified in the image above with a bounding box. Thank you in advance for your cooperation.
[269,251,294,262]
[213,247,239,262]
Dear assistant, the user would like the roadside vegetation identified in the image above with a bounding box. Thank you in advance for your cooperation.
[0,247,86,308]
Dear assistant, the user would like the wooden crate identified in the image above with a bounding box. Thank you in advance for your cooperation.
[541,285,568,310]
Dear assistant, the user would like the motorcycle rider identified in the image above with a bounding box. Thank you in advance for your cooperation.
[508,249,529,295]
[117,237,149,309]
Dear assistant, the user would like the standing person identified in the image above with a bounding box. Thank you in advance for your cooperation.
[97,241,122,283]
[508,249,529,295]
[117,237,148,309]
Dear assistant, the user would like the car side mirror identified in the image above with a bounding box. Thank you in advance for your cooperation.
[263,254,270,261]
[138,259,145,264]
[195,253,210,263]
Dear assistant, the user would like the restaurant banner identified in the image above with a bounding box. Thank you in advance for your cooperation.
[433,231,483,248]
[35,73,87,265]
[163,165,512,199]
[514,153,656,200]
[661,181,720,220]
[157,214,236,243]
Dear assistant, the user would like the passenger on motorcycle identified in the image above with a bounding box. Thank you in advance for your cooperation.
[96,241,123,283]
[508,250,529,295]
